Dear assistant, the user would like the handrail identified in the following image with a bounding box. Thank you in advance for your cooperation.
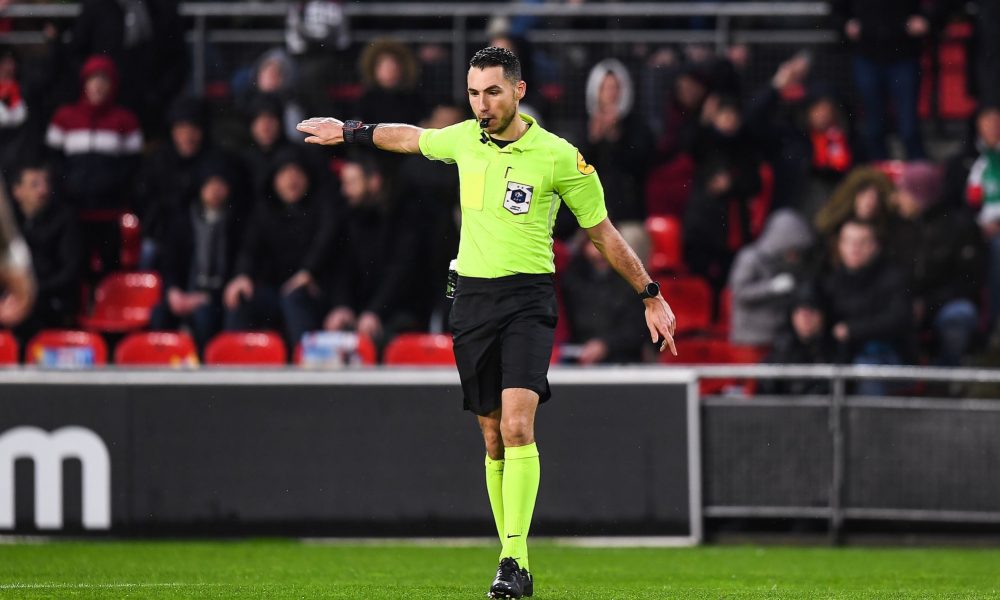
[1,2,830,19]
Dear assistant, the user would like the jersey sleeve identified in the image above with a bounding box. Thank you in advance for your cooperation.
[554,145,608,229]
[418,122,467,164]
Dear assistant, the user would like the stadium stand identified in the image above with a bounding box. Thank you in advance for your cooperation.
[204,331,288,365]
[114,331,199,366]
[384,333,456,366]
[80,271,162,333]
[0,330,17,364]
[25,329,108,366]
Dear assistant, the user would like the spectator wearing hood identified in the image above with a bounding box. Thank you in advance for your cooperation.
[814,166,898,264]
[285,0,351,118]
[323,154,419,349]
[759,283,836,396]
[224,147,336,351]
[151,159,244,354]
[135,96,242,269]
[8,162,82,350]
[356,38,427,126]
[46,55,142,274]
[69,0,186,137]
[729,209,816,347]
[891,162,985,366]
[683,94,763,293]
[237,48,306,144]
[820,219,912,393]
[747,53,856,218]
[831,0,933,160]
[578,59,653,259]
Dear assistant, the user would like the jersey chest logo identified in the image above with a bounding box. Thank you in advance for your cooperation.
[503,181,534,215]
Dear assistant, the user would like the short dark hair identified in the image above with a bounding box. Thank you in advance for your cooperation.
[840,217,879,242]
[469,46,521,84]
[11,162,49,186]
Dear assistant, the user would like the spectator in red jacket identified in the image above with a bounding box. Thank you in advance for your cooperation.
[46,55,142,274]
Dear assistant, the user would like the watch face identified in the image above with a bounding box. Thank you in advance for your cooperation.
[343,119,362,130]
[646,282,660,297]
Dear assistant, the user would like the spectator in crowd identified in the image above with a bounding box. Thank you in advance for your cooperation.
[323,154,419,348]
[241,94,294,199]
[356,38,427,126]
[580,58,653,258]
[968,0,1000,107]
[46,55,142,274]
[151,159,243,354]
[729,209,816,347]
[953,105,1000,329]
[136,96,237,269]
[683,94,762,293]
[8,162,81,348]
[820,219,912,394]
[656,64,710,159]
[759,283,835,395]
[747,53,855,218]
[397,103,463,331]
[814,166,897,261]
[0,47,30,178]
[68,0,186,136]
[891,162,985,366]
[285,0,351,116]
[237,48,306,143]
[224,147,335,350]
[560,234,647,364]
[831,0,933,160]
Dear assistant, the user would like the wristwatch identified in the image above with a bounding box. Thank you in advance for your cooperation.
[638,281,660,300]
[342,119,363,143]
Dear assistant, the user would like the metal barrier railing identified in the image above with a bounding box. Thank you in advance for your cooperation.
[1,2,836,98]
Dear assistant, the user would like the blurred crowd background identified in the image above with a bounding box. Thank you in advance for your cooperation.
[1,0,1000,384]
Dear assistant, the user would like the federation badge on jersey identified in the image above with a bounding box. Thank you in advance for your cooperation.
[577,151,595,175]
[503,181,534,215]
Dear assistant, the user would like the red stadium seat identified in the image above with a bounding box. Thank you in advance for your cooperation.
[114,331,198,367]
[204,331,287,365]
[26,330,108,367]
[646,215,685,275]
[80,271,162,333]
[660,338,766,395]
[0,330,18,364]
[662,276,713,335]
[384,333,456,366]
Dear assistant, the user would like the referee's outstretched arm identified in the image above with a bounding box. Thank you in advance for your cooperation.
[586,218,678,355]
[296,118,423,154]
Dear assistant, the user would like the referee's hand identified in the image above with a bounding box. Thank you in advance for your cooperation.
[297,117,345,145]
[644,296,677,355]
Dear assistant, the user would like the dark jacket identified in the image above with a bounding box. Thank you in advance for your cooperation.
[578,110,652,224]
[830,0,933,62]
[235,185,337,288]
[561,253,647,363]
[820,254,913,359]
[891,202,987,325]
[760,329,836,395]
[161,203,243,294]
[15,200,82,302]
[330,198,418,321]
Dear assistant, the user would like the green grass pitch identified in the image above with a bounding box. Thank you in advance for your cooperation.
[1,540,999,599]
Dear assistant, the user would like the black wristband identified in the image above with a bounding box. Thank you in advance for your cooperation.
[343,120,379,148]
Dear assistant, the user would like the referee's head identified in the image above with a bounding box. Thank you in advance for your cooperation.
[467,47,526,137]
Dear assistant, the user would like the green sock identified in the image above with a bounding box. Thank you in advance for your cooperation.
[485,455,505,543]
[500,442,539,572]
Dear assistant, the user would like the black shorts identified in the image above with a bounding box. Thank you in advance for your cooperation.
[449,273,558,416]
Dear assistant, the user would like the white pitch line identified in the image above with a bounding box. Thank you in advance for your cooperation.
[0,582,223,590]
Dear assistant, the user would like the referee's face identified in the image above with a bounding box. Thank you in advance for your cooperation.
[467,66,525,137]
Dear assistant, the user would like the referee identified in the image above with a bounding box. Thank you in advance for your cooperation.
[298,47,676,599]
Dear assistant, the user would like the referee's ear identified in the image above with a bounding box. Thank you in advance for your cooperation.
[515,80,526,102]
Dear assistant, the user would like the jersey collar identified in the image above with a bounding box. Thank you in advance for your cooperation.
[482,113,538,153]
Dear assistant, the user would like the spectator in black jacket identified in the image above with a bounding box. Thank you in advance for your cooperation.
[891,162,986,366]
[224,148,335,350]
[323,155,419,348]
[356,38,427,127]
[9,163,82,347]
[831,0,933,160]
[150,159,243,353]
[241,94,294,200]
[683,94,762,293]
[561,235,647,364]
[820,219,912,394]
[760,283,835,396]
